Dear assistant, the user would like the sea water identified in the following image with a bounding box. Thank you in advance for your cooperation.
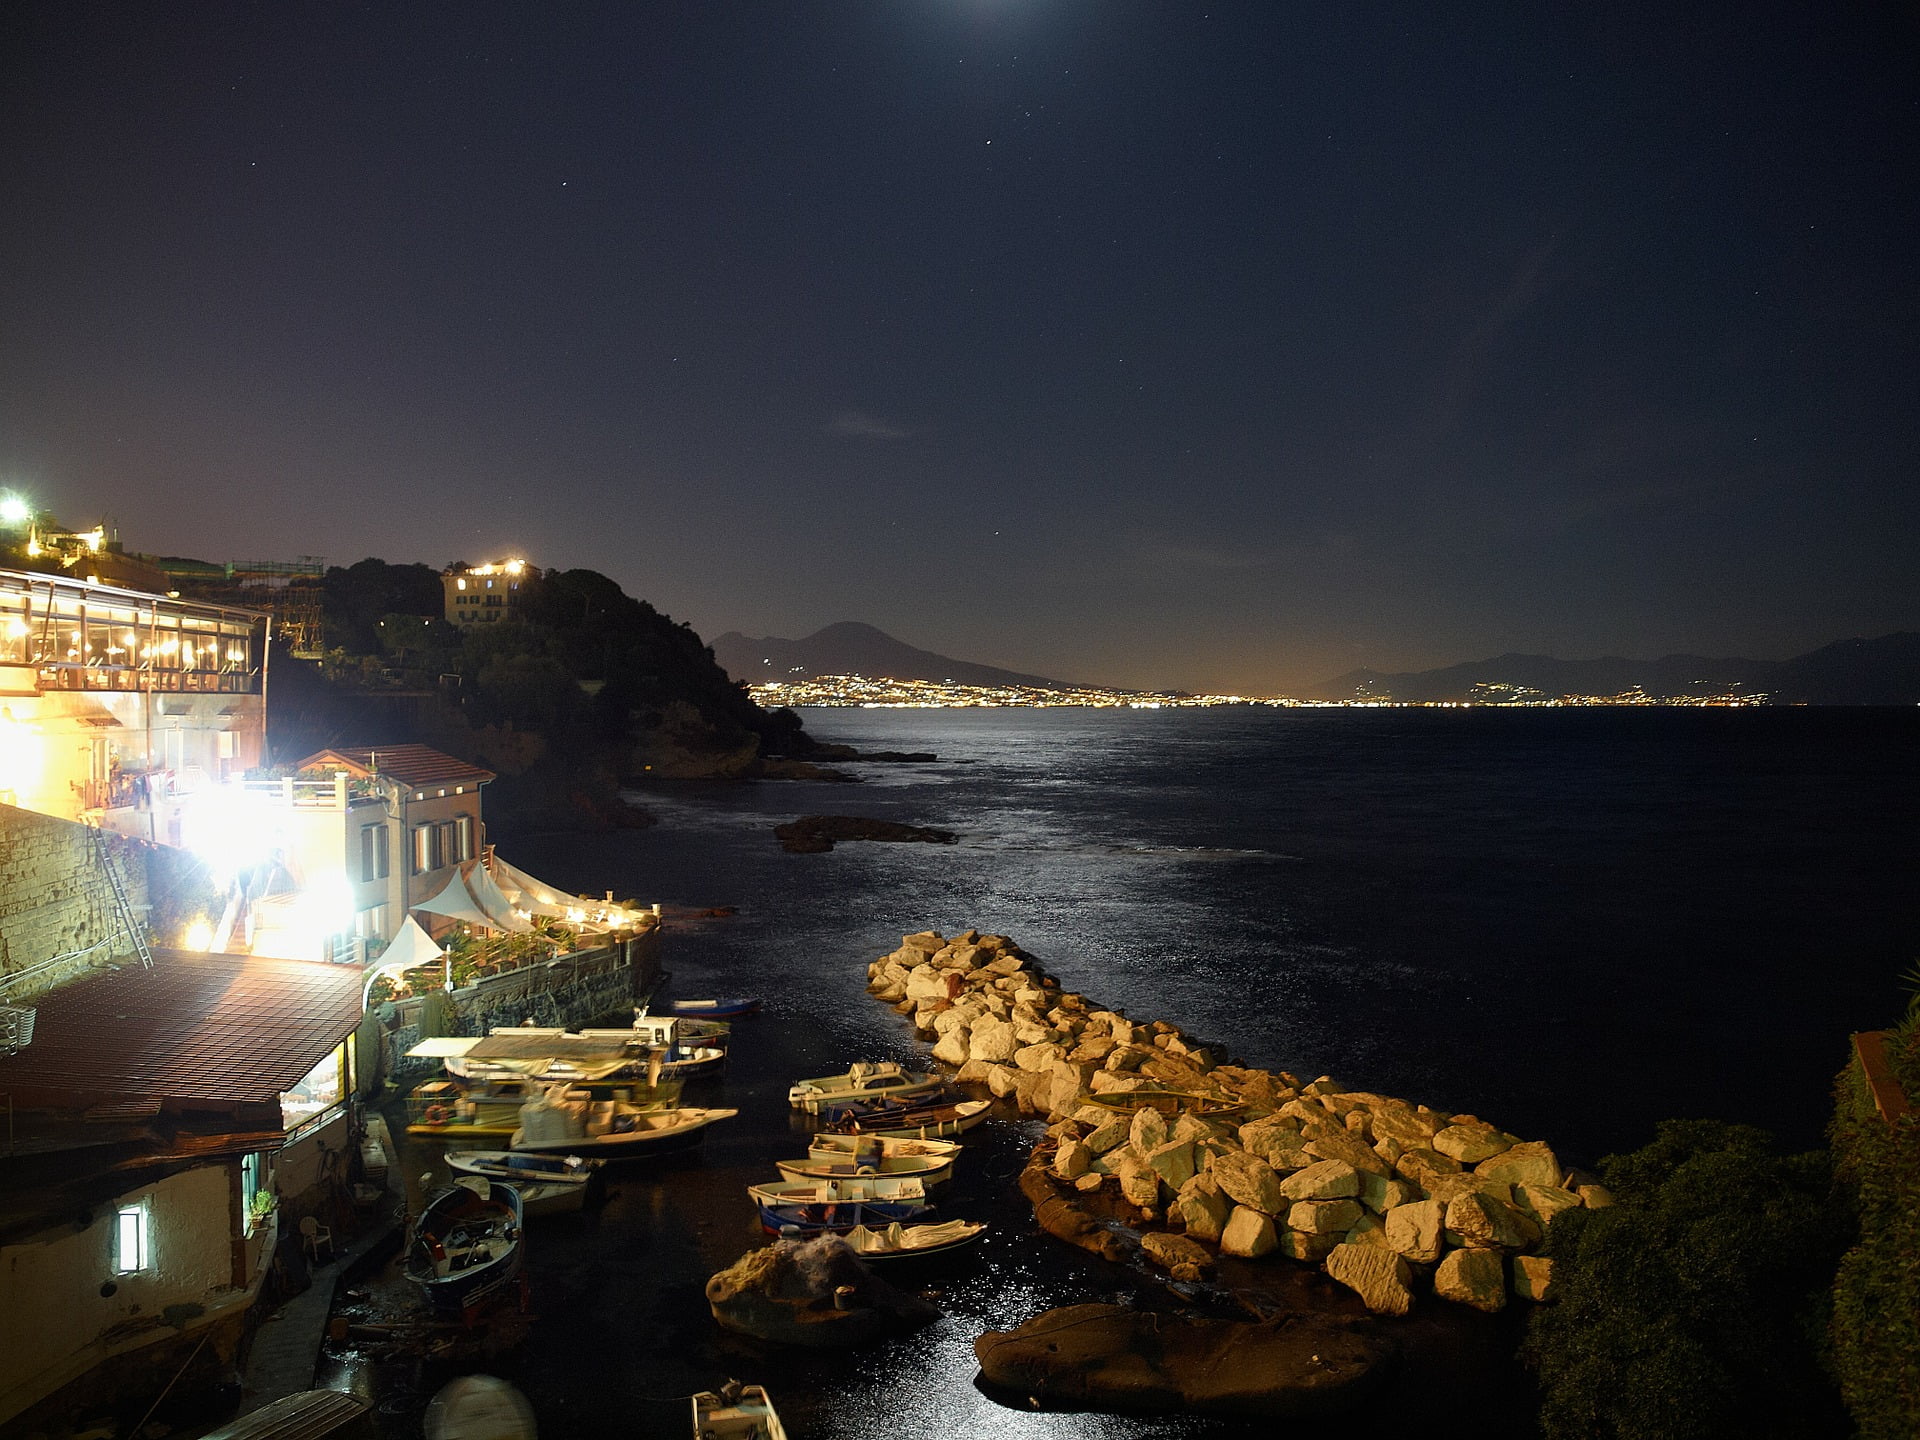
[476,705,1917,1439]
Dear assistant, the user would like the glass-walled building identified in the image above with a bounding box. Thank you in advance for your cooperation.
[0,568,267,834]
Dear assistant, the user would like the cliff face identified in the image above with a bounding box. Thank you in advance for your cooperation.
[265,562,812,835]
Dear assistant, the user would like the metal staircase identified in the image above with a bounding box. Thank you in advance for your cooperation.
[90,825,154,969]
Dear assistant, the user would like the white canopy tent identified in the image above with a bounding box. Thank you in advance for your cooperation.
[488,853,648,929]
[362,914,448,1002]
[414,861,533,933]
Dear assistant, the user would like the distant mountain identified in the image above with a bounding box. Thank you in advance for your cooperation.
[1307,632,1920,705]
[711,621,1068,690]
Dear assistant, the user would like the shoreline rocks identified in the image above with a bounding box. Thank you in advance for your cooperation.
[866,928,1587,1325]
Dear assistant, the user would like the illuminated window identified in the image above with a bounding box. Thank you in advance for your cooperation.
[453,814,473,862]
[360,823,389,881]
[280,1044,349,1133]
[114,1202,149,1273]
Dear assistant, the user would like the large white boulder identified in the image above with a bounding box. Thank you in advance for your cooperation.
[1208,1151,1288,1215]
[1357,1171,1416,1214]
[1219,1206,1278,1258]
[930,1031,970,1068]
[967,1016,1021,1063]
[1277,1158,1361,1202]
[1434,1247,1507,1312]
[1443,1191,1539,1250]
[1474,1140,1562,1189]
[1432,1124,1517,1165]
[1174,1174,1230,1243]
[1013,1041,1061,1074]
[1146,1139,1197,1192]
[1118,1154,1163,1211]
[1511,1254,1555,1302]
[1383,1198,1445,1263]
[1129,1107,1170,1155]
[1324,1244,1414,1317]
[1513,1183,1583,1230]
[1053,1139,1093,1181]
[1288,1199,1362,1235]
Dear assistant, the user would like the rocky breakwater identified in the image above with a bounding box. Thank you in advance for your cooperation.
[866,929,1614,1418]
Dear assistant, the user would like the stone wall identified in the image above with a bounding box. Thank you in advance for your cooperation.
[379,927,663,1082]
[0,803,224,1003]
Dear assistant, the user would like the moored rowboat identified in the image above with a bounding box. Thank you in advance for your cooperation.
[788,1061,945,1113]
[747,1175,930,1209]
[774,1152,955,1186]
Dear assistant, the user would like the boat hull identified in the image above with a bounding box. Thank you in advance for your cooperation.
[775,1154,954,1186]
[509,1106,738,1158]
[760,1200,926,1236]
[404,1182,525,1318]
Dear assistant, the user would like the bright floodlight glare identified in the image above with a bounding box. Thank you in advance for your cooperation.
[179,785,281,885]
[0,496,29,525]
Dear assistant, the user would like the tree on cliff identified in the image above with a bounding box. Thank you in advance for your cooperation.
[272,559,814,829]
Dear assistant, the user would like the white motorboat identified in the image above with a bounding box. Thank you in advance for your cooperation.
[775,1151,955,1186]
[788,1061,945,1113]
[510,1089,738,1158]
[807,1134,961,1162]
[692,1381,788,1440]
[746,1175,930,1209]
[445,1149,603,1215]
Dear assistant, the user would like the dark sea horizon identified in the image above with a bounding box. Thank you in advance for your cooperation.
[467,705,1919,1439]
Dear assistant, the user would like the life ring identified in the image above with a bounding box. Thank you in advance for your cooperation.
[424,1104,452,1126]
[856,1165,877,1177]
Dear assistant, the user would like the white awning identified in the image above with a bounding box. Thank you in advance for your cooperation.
[364,915,449,1001]
[414,862,533,932]
[406,1035,483,1059]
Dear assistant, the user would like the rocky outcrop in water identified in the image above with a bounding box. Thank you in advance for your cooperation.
[705,1236,940,1347]
[975,1303,1388,1418]
[774,816,958,854]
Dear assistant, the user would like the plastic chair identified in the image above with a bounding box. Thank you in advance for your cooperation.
[299,1214,334,1264]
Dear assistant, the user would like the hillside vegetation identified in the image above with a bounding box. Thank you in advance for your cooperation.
[260,559,817,833]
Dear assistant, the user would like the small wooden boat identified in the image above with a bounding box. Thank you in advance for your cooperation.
[659,1044,728,1078]
[747,1175,930,1209]
[807,1134,961,1162]
[665,996,762,1018]
[692,1382,789,1440]
[511,1091,738,1158]
[673,1017,732,1050]
[788,1061,945,1113]
[760,1199,926,1236]
[1076,1088,1246,1119]
[775,1152,955,1186]
[839,1218,987,1262]
[818,1096,991,1140]
[405,1177,524,1317]
[446,1150,604,1216]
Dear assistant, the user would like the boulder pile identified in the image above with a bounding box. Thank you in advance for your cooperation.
[867,929,1613,1317]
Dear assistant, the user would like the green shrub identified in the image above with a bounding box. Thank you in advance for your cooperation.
[1523,1118,1851,1440]
[1828,1051,1920,1438]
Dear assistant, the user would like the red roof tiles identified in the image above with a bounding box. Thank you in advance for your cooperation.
[0,950,365,1111]
[298,744,496,789]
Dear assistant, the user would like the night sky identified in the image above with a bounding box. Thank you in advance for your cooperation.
[2,2,1914,692]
